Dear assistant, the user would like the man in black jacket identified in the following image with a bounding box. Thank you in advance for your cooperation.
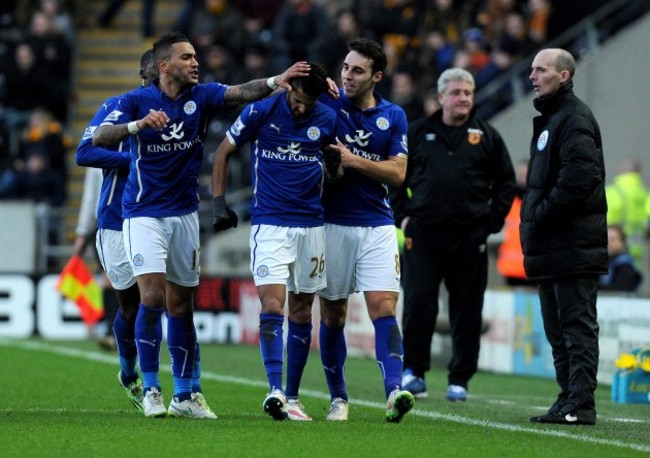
[522,48,607,425]
[391,68,515,402]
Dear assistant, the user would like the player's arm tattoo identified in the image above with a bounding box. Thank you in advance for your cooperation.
[224,79,271,105]
[93,124,131,147]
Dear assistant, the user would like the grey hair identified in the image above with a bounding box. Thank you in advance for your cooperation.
[437,68,475,94]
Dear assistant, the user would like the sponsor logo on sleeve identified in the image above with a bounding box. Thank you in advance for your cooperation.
[231,117,245,137]
[82,126,97,140]
[104,110,124,122]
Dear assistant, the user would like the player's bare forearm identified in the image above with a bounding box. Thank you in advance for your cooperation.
[93,110,169,146]
[93,124,131,147]
[224,80,272,105]
[348,155,407,187]
[334,138,407,187]
[212,138,237,196]
[212,159,228,197]
[224,62,311,105]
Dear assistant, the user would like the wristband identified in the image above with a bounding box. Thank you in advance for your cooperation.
[127,121,140,135]
[266,76,278,90]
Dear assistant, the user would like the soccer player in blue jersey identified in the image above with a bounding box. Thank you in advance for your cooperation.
[76,49,211,414]
[92,32,310,418]
[75,49,157,412]
[211,63,337,421]
[316,38,414,422]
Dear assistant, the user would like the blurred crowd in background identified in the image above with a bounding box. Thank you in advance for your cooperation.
[0,0,645,267]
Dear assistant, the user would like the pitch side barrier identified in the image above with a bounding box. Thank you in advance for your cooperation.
[2,275,648,385]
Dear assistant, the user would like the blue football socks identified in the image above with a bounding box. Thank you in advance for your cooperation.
[113,309,138,380]
[192,342,202,393]
[285,320,312,398]
[135,304,163,391]
[167,314,196,398]
[319,320,348,401]
[259,313,284,392]
[373,316,404,398]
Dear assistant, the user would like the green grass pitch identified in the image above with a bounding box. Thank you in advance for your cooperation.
[0,338,648,457]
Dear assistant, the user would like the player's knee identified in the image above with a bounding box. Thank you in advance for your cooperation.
[288,305,312,324]
[167,300,193,317]
[260,296,285,315]
[140,288,165,308]
[319,300,347,327]
[366,294,398,321]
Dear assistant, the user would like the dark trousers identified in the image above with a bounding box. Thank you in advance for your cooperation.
[538,276,599,414]
[401,232,487,387]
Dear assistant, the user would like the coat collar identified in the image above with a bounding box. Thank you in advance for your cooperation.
[533,81,574,114]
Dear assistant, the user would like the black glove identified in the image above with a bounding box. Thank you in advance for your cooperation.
[212,196,238,232]
[323,145,341,175]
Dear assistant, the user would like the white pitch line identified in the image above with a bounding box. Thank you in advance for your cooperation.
[2,338,650,453]
[484,398,649,425]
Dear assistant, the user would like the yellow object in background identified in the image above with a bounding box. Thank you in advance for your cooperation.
[396,227,405,254]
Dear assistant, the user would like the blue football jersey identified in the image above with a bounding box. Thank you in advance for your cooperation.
[76,93,133,231]
[320,89,408,226]
[226,91,337,227]
[101,82,228,218]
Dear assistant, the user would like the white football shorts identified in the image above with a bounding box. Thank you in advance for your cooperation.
[96,228,136,290]
[318,223,400,300]
[250,224,326,293]
[123,212,201,287]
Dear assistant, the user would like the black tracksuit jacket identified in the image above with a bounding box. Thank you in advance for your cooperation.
[391,109,516,246]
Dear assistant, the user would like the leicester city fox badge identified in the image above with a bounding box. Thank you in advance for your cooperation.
[376,117,389,130]
[132,254,144,267]
[307,126,321,141]
[184,101,197,115]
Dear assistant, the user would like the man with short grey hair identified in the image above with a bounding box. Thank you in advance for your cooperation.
[391,67,516,402]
